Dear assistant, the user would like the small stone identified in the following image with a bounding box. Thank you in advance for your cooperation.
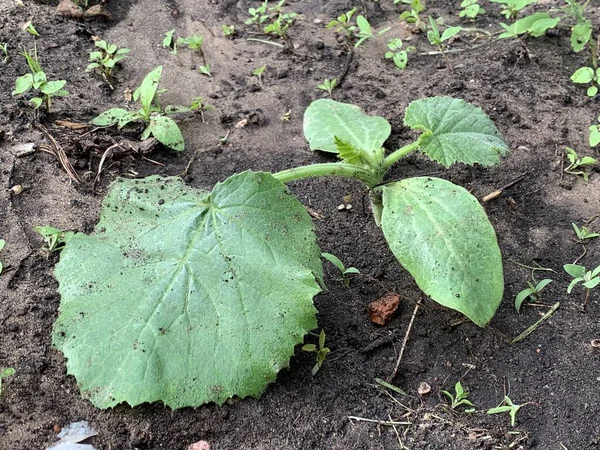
[417,382,431,395]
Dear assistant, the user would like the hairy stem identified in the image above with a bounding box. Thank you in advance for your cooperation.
[272,163,377,185]
[381,141,420,172]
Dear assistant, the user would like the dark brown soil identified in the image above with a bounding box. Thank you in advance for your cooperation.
[1,1,600,449]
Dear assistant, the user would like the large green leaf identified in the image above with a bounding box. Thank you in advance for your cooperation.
[381,177,503,326]
[52,172,323,408]
[303,99,391,158]
[404,97,508,168]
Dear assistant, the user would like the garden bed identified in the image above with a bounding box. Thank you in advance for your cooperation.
[1,0,600,449]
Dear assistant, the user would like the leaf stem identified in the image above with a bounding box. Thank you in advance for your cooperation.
[272,162,377,185]
[382,141,420,171]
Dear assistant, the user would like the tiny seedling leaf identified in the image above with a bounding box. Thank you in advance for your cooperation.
[52,172,323,408]
[321,252,346,273]
[404,97,508,168]
[91,108,138,128]
[13,73,33,95]
[564,264,586,279]
[381,177,503,327]
[571,67,594,84]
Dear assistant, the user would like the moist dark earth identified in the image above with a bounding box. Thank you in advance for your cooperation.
[1,0,600,449]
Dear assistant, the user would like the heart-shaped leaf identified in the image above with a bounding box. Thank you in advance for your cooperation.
[404,96,508,167]
[303,99,391,158]
[381,177,503,326]
[52,172,322,408]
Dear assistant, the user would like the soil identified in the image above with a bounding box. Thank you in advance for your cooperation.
[1,0,600,449]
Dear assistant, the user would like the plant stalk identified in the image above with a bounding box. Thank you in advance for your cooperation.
[382,141,420,172]
[273,162,377,185]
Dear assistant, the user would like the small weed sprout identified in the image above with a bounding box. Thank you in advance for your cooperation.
[23,21,39,36]
[264,1,298,39]
[572,222,600,241]
[326,8,358,43]
[0,367,15,397]
[397,0,426,28]
[564,0,594,53]
[222,24,235,38]
[0,239,5,275]
[487,395,532,426]
[590,116,600,147]
[86,38,130,81]
[459,0,485,19]
[385,38,414,69]
[354,15,390,48]
[442,381,475,411]
[317,78,338,97]
[91,66,190,151]
[564,263,600,309]
[490,0,537,21]
[189,96,212,123]
[253,65,266,87]
[427,17,462,49]
[321,252,360,287]
[35,226,66,253]
[177,35,211,76]
[12,51,68,111]
[564,147,596,181]
[245,0,269,28]
[301,329,330,376]
[280,110,291,122]
[515,278,552,312]
[571,66,600,97]
[163,29,177,54]
[0,43,8,63]
[497,12,560,39]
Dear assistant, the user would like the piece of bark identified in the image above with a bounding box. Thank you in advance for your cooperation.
[367,292,400,326]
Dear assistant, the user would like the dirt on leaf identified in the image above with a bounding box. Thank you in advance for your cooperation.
[1,0,600,449]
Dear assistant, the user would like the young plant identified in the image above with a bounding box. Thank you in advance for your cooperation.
[427,17,462,49]
[590,115,600,147]
[326,8,358,43]
[497,12,560,39]
[0,43,8,63]
[189,96,212,123]
[490,0,537,21]
[253,65,266,87]
[564,0,593,53]
[222,24,235,38]
[163,29,177,54]
[321,252,360,287]
[263,1,297,39]
[397,0,426,28]
[0,239,5,275]
[442,381,475,411]
[570,66,600,97]
[177,35,210,76]
[572,222,600,241]
[12,51,68,111]
[91,66,187,151]
[515,278,552,312]
[354,15,390,48]
[564,147,596,181]
[35,226,66,253]
[487,395,531,426]
[301,329,330,376]
[564,263,600,309]
[317,78,338,97]
[24,21,39,36]
[0,368,15,397]
[459,0,485,19]
[385,38,414,69]
[245,0,269,28]
[86,38,130,80]
[50,96,508,409]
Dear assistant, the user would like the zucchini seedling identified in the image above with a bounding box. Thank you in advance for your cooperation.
[50,96,508,409]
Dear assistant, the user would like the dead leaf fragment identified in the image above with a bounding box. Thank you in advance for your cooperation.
[187,441,210,450]
[417,381,431,395]
[55,120,89,131]
[367,292,400,326]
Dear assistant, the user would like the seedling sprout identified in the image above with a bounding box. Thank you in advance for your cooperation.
[301,329,330,375]
[442,381,475,411]
[321,252,360,287]
[487,395,532,426]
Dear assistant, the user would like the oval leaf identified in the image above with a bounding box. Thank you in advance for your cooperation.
[303,99,391,157]
[134,66,162,114]
[52,172,323,408]
[149,115,185,151]
[381,177,504,326]
[404,96,508,167]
